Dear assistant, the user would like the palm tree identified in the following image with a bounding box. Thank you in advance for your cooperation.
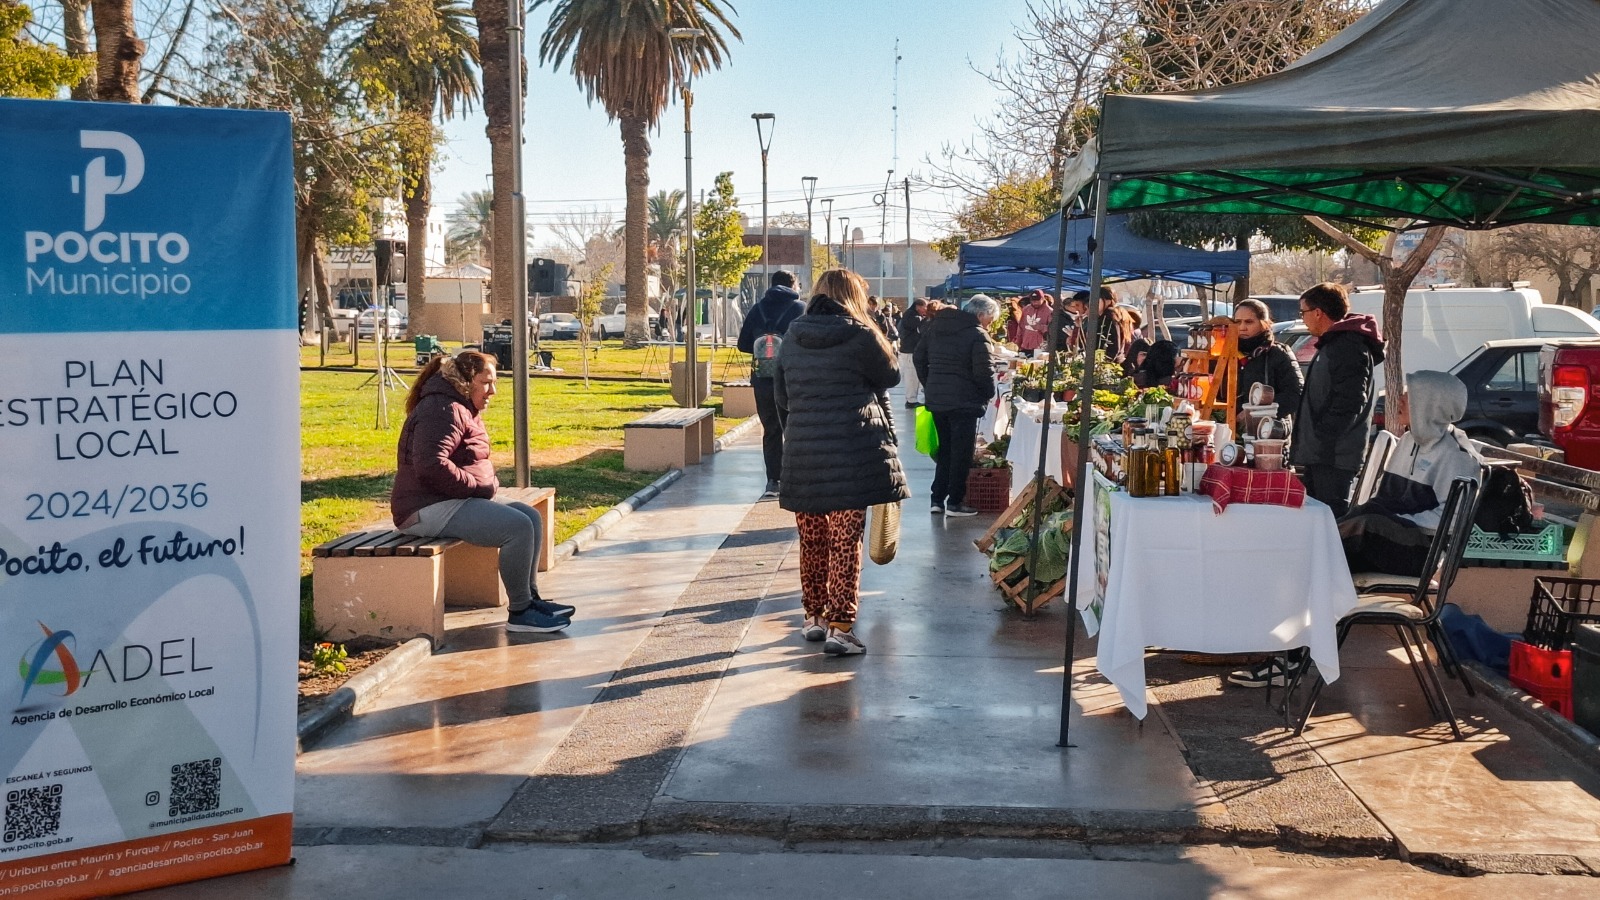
[535,0,740,347]
[446,190,494,263]
[355,0,481,336]
[647,188,683,297]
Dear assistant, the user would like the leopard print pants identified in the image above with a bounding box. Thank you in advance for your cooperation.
[794,508,866,625]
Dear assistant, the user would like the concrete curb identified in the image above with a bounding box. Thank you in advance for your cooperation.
[296,419,756,752]
[296,636,432,753]
[1463,661,1600,764]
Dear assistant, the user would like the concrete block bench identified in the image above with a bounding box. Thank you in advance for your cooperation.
[623,408,715,470]
[722,381,757,419]
[312,486,555,644]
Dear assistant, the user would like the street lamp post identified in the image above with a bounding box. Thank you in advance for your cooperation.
[672,28,705,408]
[801,175,817,290]
[838,216,850,272]
[751,113,775,283]
[821,198,833,272]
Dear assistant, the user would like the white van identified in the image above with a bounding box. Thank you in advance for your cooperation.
[1338,286,1600,388]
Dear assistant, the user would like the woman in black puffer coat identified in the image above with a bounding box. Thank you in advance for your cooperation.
[775,268,909,657]
[913,295,1000,516]
[1232,299,1304,418]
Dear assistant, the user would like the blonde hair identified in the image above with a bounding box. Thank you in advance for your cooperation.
[812,269,894,360]
[406,349,495,414]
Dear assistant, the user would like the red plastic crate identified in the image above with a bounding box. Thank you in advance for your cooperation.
[1509,640,1574,720]
[966,467,1013,512]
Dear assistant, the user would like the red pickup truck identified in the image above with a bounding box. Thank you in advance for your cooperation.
[1538,339,1600,470]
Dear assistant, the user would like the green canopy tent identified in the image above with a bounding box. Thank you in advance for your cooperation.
[1041,0,1600,746]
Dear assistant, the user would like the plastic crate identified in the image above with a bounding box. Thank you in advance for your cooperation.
[1464,522,1566,564]
[966,466,1013,512]
[1509,640,1576,720]
[1522,577,1600,650]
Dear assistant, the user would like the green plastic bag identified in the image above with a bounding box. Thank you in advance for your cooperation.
[914,405,939,456]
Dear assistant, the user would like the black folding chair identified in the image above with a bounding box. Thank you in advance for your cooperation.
[1287,477,1481,739]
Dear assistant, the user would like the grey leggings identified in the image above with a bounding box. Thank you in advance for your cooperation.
[403,498,543,612]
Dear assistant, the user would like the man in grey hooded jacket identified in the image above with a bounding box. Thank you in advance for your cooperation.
[1338,370,1483,576]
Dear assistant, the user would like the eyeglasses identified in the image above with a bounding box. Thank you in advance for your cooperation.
[1299,306,1316,315]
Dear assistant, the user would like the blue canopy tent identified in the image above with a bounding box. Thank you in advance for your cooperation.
[956,212,1250,287]
[941,270,1090,295]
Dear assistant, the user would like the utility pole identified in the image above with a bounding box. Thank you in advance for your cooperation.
[839,217,851,271]
[801,176,818,290]
[822,198,834,271]
[875,169,893,299]
[672,28,706,407]
[904,177,914,304]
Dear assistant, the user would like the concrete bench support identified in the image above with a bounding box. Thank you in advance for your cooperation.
[623,408,715,470]
[312,487,556,644]
[723,381,757,419]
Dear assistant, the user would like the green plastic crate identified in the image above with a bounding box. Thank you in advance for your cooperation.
[1465,522,1566,564]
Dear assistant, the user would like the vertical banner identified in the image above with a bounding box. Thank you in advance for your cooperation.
[0,100,297,897]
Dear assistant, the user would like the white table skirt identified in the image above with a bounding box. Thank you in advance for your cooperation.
[1074,478,1359,719]
[1005,405,1064,499]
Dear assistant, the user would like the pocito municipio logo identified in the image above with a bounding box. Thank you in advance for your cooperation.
[17,622,82,703]
[24,130,193,299]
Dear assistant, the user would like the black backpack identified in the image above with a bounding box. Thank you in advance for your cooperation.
[1474,464,1536,539]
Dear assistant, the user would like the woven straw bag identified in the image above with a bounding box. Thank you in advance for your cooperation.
[867,501,901,565]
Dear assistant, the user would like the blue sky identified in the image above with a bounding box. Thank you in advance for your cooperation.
[431,0,1033,256]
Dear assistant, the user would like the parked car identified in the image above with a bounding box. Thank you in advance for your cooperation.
[1438,339,1549,446]
[538,312,583,340]
[592,303,659,340]
[1538,338,1600,470]
[1250,295,1304,325]
[354,307,406,340]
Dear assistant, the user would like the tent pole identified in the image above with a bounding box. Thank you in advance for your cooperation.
[1023,208,1075,626]
[1056,175,1110,749]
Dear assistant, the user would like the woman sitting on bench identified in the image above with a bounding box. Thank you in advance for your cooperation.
[391,350,575,633]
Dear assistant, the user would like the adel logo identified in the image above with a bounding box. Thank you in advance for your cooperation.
[15,621,212,713]
[17,622,81,703]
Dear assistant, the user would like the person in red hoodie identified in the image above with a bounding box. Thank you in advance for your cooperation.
[391,350,574,633]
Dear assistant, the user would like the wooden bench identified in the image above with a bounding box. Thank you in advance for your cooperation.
[623,408,715,470]
[311,487,555,644]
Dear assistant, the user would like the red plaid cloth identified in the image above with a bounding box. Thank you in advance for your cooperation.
[1199,464,1306,514]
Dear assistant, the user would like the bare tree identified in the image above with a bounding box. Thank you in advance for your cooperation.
[60,0,95,99]
[1306,218,1449,430]
[91,0,143,100]
[1495,225,1600,309]
[548,207,621,283]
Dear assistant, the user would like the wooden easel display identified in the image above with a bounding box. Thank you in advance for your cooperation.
[974,477,1072,615]
[1177,318,1243,433]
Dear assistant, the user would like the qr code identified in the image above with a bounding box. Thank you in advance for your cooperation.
[4,784,63,843]
[169,758,221,817]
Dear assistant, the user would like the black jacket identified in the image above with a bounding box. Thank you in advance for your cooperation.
[898,306,926,355]
[774,300,909,514]
[1291,315,1385,471]
[913,308,996,415]
[736,285,806,373]
[1236,335,1304,417]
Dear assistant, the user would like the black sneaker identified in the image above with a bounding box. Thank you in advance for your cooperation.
[532,598,576,619]
[944,503,979,518]
[1227,657,1304,689]
[505,607,571,633]
[760,480,780,500]
[930,503,944,514]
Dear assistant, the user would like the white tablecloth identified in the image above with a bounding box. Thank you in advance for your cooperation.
[1005,404,1065,499]
[1074,477,1359,719]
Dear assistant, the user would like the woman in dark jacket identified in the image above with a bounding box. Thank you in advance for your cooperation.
[775,269,909,656]
[913,295,1000,518]
[1232,299,1304,419]
[391,351,574,633]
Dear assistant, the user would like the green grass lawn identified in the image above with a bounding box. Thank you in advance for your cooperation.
[298,356,751,641]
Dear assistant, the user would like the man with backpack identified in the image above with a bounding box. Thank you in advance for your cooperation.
[738,270,807,499]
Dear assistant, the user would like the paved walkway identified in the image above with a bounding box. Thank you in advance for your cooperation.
[175,397,1600,893]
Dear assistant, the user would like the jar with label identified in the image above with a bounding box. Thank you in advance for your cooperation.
[1122,416,1146,448]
